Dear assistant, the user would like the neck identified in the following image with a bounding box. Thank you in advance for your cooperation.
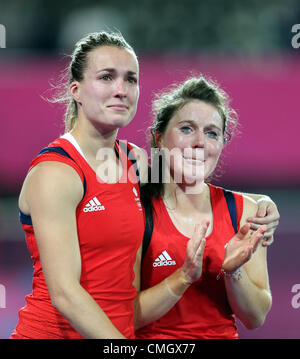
[163,179,210,215]
[70,117,119,160]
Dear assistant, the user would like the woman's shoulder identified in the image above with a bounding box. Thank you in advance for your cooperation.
[209,184,258,221]
[239,194,258,224]
[20,160,84,213]
[27,160,83,194]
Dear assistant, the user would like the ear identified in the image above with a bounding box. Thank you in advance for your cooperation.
[154,131,163,149]
[69,81,82,105]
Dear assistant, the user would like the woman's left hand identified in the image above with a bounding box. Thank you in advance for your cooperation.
[222,224,267,274]
[247,196,280,247]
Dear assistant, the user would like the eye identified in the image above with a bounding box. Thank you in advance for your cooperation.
[180,126,193,134]
[206,130,219,139]
[127,76,137,84]
[100,74,112,81]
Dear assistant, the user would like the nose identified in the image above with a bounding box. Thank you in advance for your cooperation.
[114,78,127,98]
[193,130,205,148]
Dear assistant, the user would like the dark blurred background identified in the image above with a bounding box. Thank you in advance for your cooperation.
[0,0,299,339]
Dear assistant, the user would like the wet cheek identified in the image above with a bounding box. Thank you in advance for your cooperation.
[205,141,222,157]
[169,132,189,148]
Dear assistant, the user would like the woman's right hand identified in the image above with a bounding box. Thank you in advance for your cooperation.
[181,220,209,284]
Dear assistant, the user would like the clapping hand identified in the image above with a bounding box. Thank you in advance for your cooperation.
[181,220,209,284]
[222,223,267,274]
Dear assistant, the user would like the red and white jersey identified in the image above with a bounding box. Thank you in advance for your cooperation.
[136,184,243,339]
[11,136,144,339]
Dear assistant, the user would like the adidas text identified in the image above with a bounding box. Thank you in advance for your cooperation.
[153,260,176,267]
[83,205,105,212]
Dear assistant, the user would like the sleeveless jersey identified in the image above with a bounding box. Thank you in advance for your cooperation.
[136,184,243,339]
[11,137,144,339]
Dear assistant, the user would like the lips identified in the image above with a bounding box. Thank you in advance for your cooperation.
[107,104,128,111]
[183,150,205,166]
[183,157,205,166]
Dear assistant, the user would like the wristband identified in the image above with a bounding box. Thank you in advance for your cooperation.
[216,267,243,281]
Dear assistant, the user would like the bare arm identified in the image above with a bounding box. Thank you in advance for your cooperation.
[24,162,126,339]
[222,196,272,329]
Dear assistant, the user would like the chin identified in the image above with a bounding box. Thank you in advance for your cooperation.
[172,171,205,188]
[183,167,205,185]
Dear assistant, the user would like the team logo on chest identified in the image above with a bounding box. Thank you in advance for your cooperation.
[83,197,105,212]
[132,187,143,211]
[153,250,176,267]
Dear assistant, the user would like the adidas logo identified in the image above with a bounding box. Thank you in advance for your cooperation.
[83,197,105,212]
[153,250,176,267]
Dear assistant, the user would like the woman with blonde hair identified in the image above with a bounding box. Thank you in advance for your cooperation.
[11,31,144,339]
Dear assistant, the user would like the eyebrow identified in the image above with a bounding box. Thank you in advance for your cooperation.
[96,68,137,76]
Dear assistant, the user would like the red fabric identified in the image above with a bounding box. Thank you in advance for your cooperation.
[136,184,243,339]
[11,138,144,339]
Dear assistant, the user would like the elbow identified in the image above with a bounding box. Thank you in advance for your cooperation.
[243,293,272,330]
[244,316,266,330]
[50,289,69,312]
[49,283,79,312]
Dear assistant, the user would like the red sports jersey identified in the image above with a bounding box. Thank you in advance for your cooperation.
[11,137,144,339]
[136,184,243,339]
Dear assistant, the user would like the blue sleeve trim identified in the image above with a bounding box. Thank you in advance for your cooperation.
[19,210,32,225]
[222,189,238,234]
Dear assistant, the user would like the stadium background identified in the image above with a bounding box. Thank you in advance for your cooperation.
[0,0,299,338]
